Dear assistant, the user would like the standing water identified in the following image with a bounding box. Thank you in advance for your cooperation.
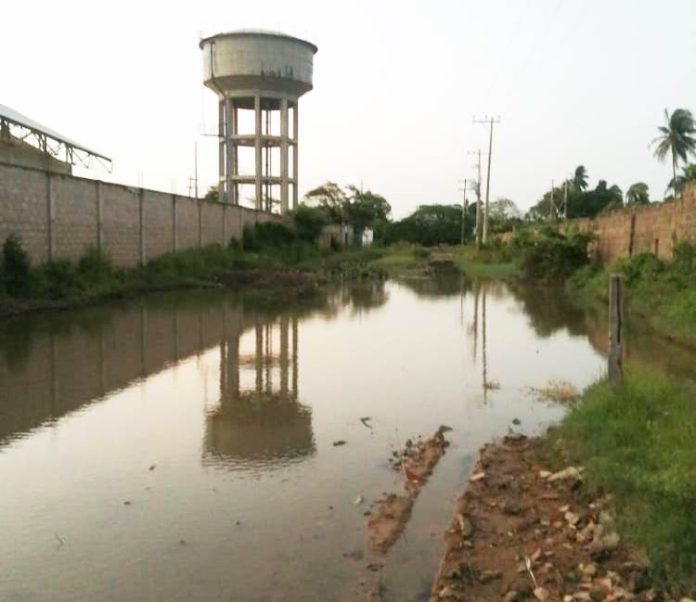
[1,277,610,601]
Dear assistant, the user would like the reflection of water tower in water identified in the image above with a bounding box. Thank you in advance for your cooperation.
[200,31,318,213]
[205,315,314,466]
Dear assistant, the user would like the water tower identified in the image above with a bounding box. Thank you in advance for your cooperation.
[200,30,318,213]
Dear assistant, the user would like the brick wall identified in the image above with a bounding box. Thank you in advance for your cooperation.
[0,162,281,267]
[544,184,696,263]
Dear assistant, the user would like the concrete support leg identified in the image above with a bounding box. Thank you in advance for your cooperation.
[224,98,233,204]
[280,97,289,214]
[255,94,263,211]
[293,103,299,209]
[218,100,225,202]
[291,316,298,401]
[231,101,238,205]
[280,314,289,395]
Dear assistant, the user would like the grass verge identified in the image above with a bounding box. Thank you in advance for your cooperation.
[567,245,696,346]
[549,366,696,592]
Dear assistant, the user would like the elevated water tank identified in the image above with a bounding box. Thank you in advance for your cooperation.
[200,31,318,213]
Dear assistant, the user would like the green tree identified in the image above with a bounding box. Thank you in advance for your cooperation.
[290,205,330,242]
[572,165,589,191]
[625,182,650,205]
[304,181,348,224]
[668,164,696,197]
[344,186,391,240]
[527,179,623,221]
[488,197,522,233]
[203,186,219,203]
[386,204,468,246]
[652,108,696,193]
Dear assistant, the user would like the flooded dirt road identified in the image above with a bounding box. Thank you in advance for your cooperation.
[1,277,675,601]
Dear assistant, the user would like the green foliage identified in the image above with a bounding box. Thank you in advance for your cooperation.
[511,229,592,280]
[304,181,348,223]
[568,240,696,345]
[672,240,696,275]
[2,235,31,297]
[488,197,523,234]
[78,247,114,287]
[290,205,330,242]
[344,186,392,238]
[527,166,624,221]
[304,181,392,242]
[242,222,296,251]
[625,182,650,205]
[613,253,665,286]
[203,186,219,203]
[572,165,588,191]
[556,367,696,589]
[669,164,696,196]
[386,204,472,246]
[37,260,82,299]
[652,108,696,192]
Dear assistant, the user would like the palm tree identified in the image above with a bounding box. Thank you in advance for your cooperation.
[572,165,588,191]
[625,182,650,205]
[652,108,696,190]
[668,164,696,197]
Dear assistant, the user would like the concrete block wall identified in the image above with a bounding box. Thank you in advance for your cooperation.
[0,162,280,268]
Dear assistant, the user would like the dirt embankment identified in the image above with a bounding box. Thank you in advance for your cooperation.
[0,269,318,319]
[367,427,451,555]
[431,435,676,602]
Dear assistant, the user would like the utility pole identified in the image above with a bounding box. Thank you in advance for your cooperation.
[458,178,468,245]
[473,116,501,244]
[563,180,568,221]
[467,150,485,248]
[549,180,555,221]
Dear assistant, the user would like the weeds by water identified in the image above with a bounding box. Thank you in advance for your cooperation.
[529,379,579,404]
[568,242,696,346]
[552,366,696,591]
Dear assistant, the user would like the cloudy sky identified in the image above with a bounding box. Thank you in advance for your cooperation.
[3,0,695,217]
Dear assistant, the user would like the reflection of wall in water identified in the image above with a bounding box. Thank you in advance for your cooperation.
[204,315,315,466]
[0,297,257,446]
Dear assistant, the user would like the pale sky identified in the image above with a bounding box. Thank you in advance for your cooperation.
[3,0,695,218]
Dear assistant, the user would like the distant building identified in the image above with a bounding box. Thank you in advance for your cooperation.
[318,224,353,249]
[0,103,110,174]
[318,225,374,249]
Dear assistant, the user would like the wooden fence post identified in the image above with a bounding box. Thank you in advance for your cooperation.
[608,274,624,389]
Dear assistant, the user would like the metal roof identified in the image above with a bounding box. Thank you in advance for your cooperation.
[0,103,111,164]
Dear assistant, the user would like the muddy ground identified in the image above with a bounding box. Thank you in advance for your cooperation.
[429,434,687,602]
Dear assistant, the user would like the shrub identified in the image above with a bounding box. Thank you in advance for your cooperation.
[613,253,664,286]
[39,259,82,298]
[78,247,114,287]
[672,240,696,275]
[290,205,329,243]
[2,235,31,297]
[243,223,296,251]
[511,229,592,280]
